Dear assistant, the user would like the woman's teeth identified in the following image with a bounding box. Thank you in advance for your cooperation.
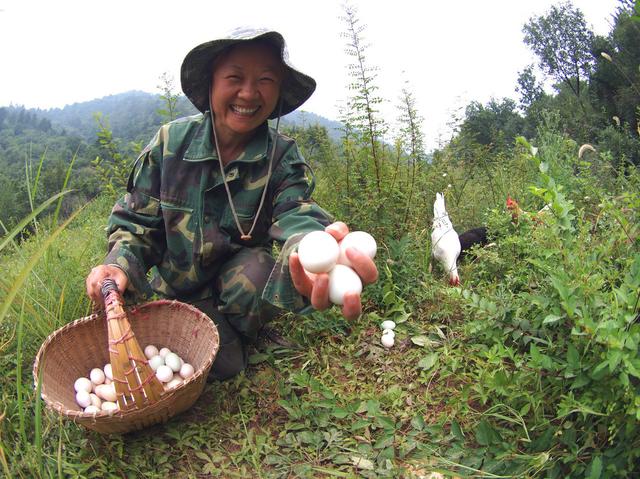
[231,105,259,115]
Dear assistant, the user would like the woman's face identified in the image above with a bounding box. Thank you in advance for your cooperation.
[210,42,284,144]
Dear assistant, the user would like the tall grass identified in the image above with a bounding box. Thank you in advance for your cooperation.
[1,122,638,477]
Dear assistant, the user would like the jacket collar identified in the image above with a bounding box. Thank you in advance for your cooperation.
[183,112,270,163]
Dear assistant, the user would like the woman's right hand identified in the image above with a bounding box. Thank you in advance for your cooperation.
[85,265,129,303]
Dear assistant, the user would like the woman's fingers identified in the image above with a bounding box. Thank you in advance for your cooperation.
[310,273,330,311]
[85,265,128,303]
[289,252,313,297]
[341,291,362,320]
[345,248,379,285]
[290,252,331,311]
[325,221,349,242]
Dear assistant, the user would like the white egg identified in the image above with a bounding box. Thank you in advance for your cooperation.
[165,378,183,390]
[156,365,174,383]
[74,377,92,393]
[328,264,363,305]
[337,231,377,267]
[89,368,105,385]
[148,355,164,371]
[381,320,396,330]
[382,329,396,339]
[89,393,102,409]
[101,401,119,412]
[297,231,340,274]
[164,352,182,372]
[381,334,395,348]
[83,405,101,414]
[159,347,171,358]
[180,363,195,379]
[144,344,159,359]
[95,383,117,402]
[75,390,91,408]
[103,363,113,380]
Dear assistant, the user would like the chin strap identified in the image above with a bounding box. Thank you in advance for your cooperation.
[209,83,282,241]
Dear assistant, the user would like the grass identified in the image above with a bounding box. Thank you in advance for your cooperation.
[0,134,639,478]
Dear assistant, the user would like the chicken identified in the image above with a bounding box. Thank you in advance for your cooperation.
[506,195,524,223]
[506,195,550,224]
[431,192,461,286]
[458,227,488,260]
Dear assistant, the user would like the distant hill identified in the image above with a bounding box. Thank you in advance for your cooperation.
[36,90,344,144]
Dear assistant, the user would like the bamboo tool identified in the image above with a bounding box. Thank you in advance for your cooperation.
[101,279,164,409]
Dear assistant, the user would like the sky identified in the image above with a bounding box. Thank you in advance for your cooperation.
[0,0,621,151]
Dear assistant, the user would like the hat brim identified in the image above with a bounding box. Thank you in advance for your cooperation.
[180,30,316,119]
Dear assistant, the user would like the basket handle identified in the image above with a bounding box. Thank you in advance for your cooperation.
[101,278,119,297]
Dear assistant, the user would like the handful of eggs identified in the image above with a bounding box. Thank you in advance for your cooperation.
[297,230,376,305]
[73,344,195,414]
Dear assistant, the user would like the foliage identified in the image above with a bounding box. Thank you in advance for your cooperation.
[459,124,640,477]
[589,5,640,165]
[457,98,528,154]
[156,72,183,124]
[523,1,595,101]
[516,64,545,112]
[91,113,142,198]
[340,1,387,196]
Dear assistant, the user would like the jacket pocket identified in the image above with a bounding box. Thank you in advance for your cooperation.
[160,201,199,272]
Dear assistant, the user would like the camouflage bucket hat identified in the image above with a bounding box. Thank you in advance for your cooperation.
[181,27,316,119]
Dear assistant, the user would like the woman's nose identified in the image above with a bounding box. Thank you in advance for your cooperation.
[238,80,259,99]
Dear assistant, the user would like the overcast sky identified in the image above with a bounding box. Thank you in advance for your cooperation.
[0,0,620,150]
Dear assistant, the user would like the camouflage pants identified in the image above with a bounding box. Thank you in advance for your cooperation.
[191,246,280,380]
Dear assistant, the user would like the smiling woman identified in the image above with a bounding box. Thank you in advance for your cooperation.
[209,42,285,161]
[83,27,379,382]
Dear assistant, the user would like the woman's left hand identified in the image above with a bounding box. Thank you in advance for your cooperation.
[289,221,378,320]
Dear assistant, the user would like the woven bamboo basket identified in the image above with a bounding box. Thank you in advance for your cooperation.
[33,288,219,434]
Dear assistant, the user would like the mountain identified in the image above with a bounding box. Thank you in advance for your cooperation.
[37,91,344,144]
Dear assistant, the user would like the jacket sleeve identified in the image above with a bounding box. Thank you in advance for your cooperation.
[262,142,333,313]
[103,130,166,298]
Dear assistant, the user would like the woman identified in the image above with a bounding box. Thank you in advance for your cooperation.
[85,28,378,379]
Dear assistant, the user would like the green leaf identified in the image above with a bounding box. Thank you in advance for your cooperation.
[332,408,350,419]
[417,353,439,371]
[543,314,562,325]
[248,353,270,364]
[410,415,426,431]
[587,455,602,479]
[411,335,429,347]
[373,433,394,449]
[566,344,580,369]
[475,420,496,446]
[451,420,464,441]
[350,456,375,470]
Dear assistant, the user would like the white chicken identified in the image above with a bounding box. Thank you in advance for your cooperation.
[431,192,461,286]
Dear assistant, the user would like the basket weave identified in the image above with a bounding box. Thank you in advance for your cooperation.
[33,299,219,434]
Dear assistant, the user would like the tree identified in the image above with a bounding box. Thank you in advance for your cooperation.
[396,82,426,225]
[340,2,387,195]
[156,72,182,123]
[591,4,640,126]
[458,98,525,153]
[523,1,595,102]
[516,64,544,112]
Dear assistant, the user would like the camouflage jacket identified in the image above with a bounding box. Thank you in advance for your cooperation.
[104,112,332,311]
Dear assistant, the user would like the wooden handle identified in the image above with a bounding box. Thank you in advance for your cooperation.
[101,278,120,300]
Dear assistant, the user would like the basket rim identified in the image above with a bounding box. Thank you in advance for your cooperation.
[33,299,218,421]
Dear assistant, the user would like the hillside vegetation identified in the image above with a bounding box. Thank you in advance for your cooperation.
[0,2,639,477]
